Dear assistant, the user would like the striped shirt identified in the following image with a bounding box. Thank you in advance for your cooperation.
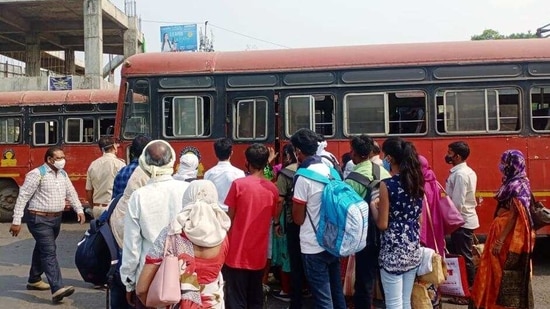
[12,164,83,225]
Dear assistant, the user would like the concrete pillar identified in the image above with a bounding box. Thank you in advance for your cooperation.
[64,48,76,75]
[84,0,103,88]
[25,32,41,77]
[124,16,139,58]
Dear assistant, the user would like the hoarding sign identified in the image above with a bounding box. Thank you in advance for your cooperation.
[160,24,198,52]
[49,75,73,91]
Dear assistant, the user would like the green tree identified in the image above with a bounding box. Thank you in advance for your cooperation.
[471,29,537,40]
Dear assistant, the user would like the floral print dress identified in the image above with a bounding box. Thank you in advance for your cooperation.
[378,174,423,274]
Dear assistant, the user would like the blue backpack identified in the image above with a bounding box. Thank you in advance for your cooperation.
[296,167,369,257]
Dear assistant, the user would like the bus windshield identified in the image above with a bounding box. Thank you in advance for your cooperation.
[122,79,151,139]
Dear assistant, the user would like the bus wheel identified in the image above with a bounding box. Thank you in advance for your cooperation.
[0,179,18,222]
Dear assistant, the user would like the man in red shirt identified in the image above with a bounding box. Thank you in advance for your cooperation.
[224,143,279,309]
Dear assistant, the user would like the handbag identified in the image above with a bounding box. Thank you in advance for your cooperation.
[530,193,550,230]
[472,234,484,268]
[343,254,356,296]
[146,235,181,308]
[417,197,447,286]
[412,281,433,309]
[437,182,465,234]
[438,254,470,297]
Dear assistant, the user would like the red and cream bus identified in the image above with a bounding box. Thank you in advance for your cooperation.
[0,89,118,221]
[116,38,550,235]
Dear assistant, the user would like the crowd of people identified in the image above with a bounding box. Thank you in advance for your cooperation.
[8,129,536,309]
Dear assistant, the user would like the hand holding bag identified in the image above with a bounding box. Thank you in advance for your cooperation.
[472,234,484,268]
[146,235,181,308]
[437,182,465,234]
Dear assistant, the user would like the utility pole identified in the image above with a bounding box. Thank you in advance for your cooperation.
[199,21,214,52]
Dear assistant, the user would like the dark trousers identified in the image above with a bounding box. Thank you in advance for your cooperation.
[109,257,132,309]
[450,227,475,287]
[27,213,63,294]
[353,245,379,309]
[287,222,304,309]
[223,265,264,309]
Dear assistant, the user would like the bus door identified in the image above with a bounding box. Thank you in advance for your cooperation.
[226,91,277,169]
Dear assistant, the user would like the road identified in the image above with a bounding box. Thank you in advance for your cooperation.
[1,220,550,308]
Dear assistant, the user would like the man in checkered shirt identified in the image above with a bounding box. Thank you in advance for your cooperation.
[9,146,86,304]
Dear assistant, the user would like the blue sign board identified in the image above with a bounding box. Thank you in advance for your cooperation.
[49,76,73,91]
[160,24,198,52]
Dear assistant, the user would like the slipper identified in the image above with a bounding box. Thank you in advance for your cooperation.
[448,296,469,305]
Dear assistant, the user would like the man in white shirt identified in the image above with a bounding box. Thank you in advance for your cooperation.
[120,140,189,307]
[445,141,478,291]
[204,138,245,211]
[291,128,346,309]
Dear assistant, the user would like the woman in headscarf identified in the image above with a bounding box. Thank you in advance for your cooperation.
[471,150,535,309]
[418,155,445,309]
[136,180,231,309]
[173,152,199,182]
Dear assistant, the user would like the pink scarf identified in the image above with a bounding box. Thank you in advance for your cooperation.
[419,155,446,254]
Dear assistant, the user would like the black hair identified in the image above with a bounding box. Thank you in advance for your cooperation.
[341,152,352,167]
[213,138,232,161]
[382,137,424,198]
[290,128,319,156]
[44,146,63,162]
[372,141,381,155]
[282,144,297,166]
[245,143,269,170]
[130,134,152,159]
[350,135,375,157]
[98,136,116,151]
[448,141,470,160]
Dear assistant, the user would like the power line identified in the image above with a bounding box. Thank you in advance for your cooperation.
[141,19,291,49]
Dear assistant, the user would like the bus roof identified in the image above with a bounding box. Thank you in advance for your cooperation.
[0,89,119,106]
[122,39,550,77]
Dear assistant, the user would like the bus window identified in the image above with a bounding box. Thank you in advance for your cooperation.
[531,86,550,132]
[233,99,268,140]
[285,94,335,137]
[344,91,426,136]
[436,87,520,134]
[123,79,151,139]
[65,118,95,143]
[33,120,58,145]
[99,117,115,137]
[0,118,21,144]
[162,96,211,138]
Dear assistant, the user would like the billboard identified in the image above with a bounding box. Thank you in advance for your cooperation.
[49,75,73,91]
[160,24,198,52]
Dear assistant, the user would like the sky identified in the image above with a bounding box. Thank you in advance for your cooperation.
[109,0,550,53]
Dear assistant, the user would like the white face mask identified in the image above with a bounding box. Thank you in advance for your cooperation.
[53,159,66,170]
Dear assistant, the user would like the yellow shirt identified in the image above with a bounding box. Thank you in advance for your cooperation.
[85,152,126,204]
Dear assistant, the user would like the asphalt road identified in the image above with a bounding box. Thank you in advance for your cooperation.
[1,220,550,309]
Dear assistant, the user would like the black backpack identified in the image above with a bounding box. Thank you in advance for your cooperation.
[345,163,382,249]
[75,194,122,286]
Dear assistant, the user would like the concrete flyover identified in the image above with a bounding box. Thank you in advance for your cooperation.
[0,0,142,84]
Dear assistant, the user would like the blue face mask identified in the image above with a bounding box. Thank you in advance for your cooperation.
[382,158,391,172]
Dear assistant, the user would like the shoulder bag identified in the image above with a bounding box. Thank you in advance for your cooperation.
[437,182,465,234]
[146,235,181,308]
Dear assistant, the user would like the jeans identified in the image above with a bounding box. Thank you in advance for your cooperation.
[450,227,475,287]
[302,251,346,309]
[353,245,379,309]
[26,213,63,294]
[286,222,304,309]
[380,267,418,309]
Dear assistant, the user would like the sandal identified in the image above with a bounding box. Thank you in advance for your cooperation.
[448,296,470,305]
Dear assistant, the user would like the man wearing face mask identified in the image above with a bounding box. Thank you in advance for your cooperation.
[445,141,478,304]
[85,136,126,219]
[9,146,86,303]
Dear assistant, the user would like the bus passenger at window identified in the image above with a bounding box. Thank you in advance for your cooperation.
[86,136,126,219]
[445,141,478,305]
[204,138,246,212]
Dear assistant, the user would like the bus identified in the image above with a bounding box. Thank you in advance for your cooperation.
[116,38,550,235]
[0,89,118,221]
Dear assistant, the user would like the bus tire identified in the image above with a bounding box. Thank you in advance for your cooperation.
[0,179,18,222]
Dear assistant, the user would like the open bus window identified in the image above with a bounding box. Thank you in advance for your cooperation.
[162,95,211,138]
[285,94,334,137]
[531,86,550,132]
[123,79,151,139]
[65,118,95,143]
[33,120,58,146]
[436,87,520,134]
[0,118,21,144]
[233,99,267,140]
[343,91,426,136]
[99,117,115,137]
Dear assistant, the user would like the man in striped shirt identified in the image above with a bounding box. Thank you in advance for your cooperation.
[9,146,85,303]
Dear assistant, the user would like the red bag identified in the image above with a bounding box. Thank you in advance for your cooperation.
[343,255,356,296]
[437,182,465,234]
[438,254,470,298]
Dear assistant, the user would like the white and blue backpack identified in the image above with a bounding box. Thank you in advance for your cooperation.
[296,167,369,257]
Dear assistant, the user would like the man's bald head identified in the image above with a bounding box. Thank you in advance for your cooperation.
[145,141,173,166]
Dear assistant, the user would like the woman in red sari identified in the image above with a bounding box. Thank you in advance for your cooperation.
[471,150,535,309]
